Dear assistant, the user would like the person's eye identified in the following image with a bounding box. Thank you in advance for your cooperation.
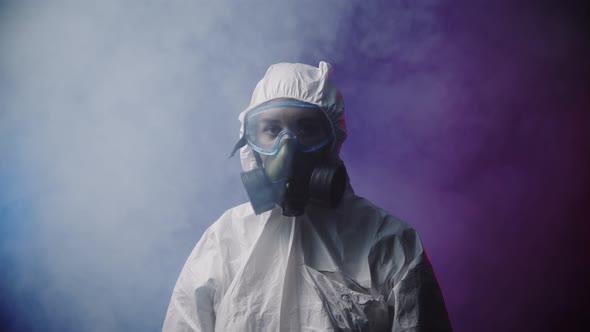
[298,123,322,136]
[262,125,282,136]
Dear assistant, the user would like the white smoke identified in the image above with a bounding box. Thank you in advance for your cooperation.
[0,1,353,330]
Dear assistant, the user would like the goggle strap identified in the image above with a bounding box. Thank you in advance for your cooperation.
[247,100,320,116]
[229,135,248,158]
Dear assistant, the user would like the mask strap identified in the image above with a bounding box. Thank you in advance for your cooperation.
[229,135,263,168]
[253,150,263,168]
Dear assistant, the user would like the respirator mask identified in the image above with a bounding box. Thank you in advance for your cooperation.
[231,100,348,216]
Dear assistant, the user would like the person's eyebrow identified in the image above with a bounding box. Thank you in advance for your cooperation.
[258,119,281,124]
[298,116,320,121]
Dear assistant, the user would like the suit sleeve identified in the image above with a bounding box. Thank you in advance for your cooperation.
[388,228,453,332]
[162,228,222,332]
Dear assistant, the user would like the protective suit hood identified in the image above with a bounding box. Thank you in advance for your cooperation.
[238,61,347,172]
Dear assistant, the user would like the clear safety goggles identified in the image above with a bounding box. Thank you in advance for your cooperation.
[244,100,334,155]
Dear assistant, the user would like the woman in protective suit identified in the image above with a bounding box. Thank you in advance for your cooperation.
[163,61,453,331]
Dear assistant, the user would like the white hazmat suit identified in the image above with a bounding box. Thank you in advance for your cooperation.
[163,62,452,331]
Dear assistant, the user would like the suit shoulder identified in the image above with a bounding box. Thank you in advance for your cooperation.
[207,202,253,230]
[348,194,414,233]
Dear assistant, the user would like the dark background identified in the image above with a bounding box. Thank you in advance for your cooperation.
[332,1,590,331]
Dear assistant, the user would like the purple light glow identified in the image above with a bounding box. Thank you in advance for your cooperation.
[328,1,590,331]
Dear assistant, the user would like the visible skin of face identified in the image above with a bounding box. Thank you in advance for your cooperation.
[248,106,330,165]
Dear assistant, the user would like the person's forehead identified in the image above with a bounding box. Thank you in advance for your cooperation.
[253,107,324,122]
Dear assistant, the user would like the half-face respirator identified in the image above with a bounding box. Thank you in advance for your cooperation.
[231,100,348,216]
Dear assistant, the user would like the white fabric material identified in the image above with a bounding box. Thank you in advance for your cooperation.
[163,62,451,331]
[162,190,452,331]
[238,61,347,172]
